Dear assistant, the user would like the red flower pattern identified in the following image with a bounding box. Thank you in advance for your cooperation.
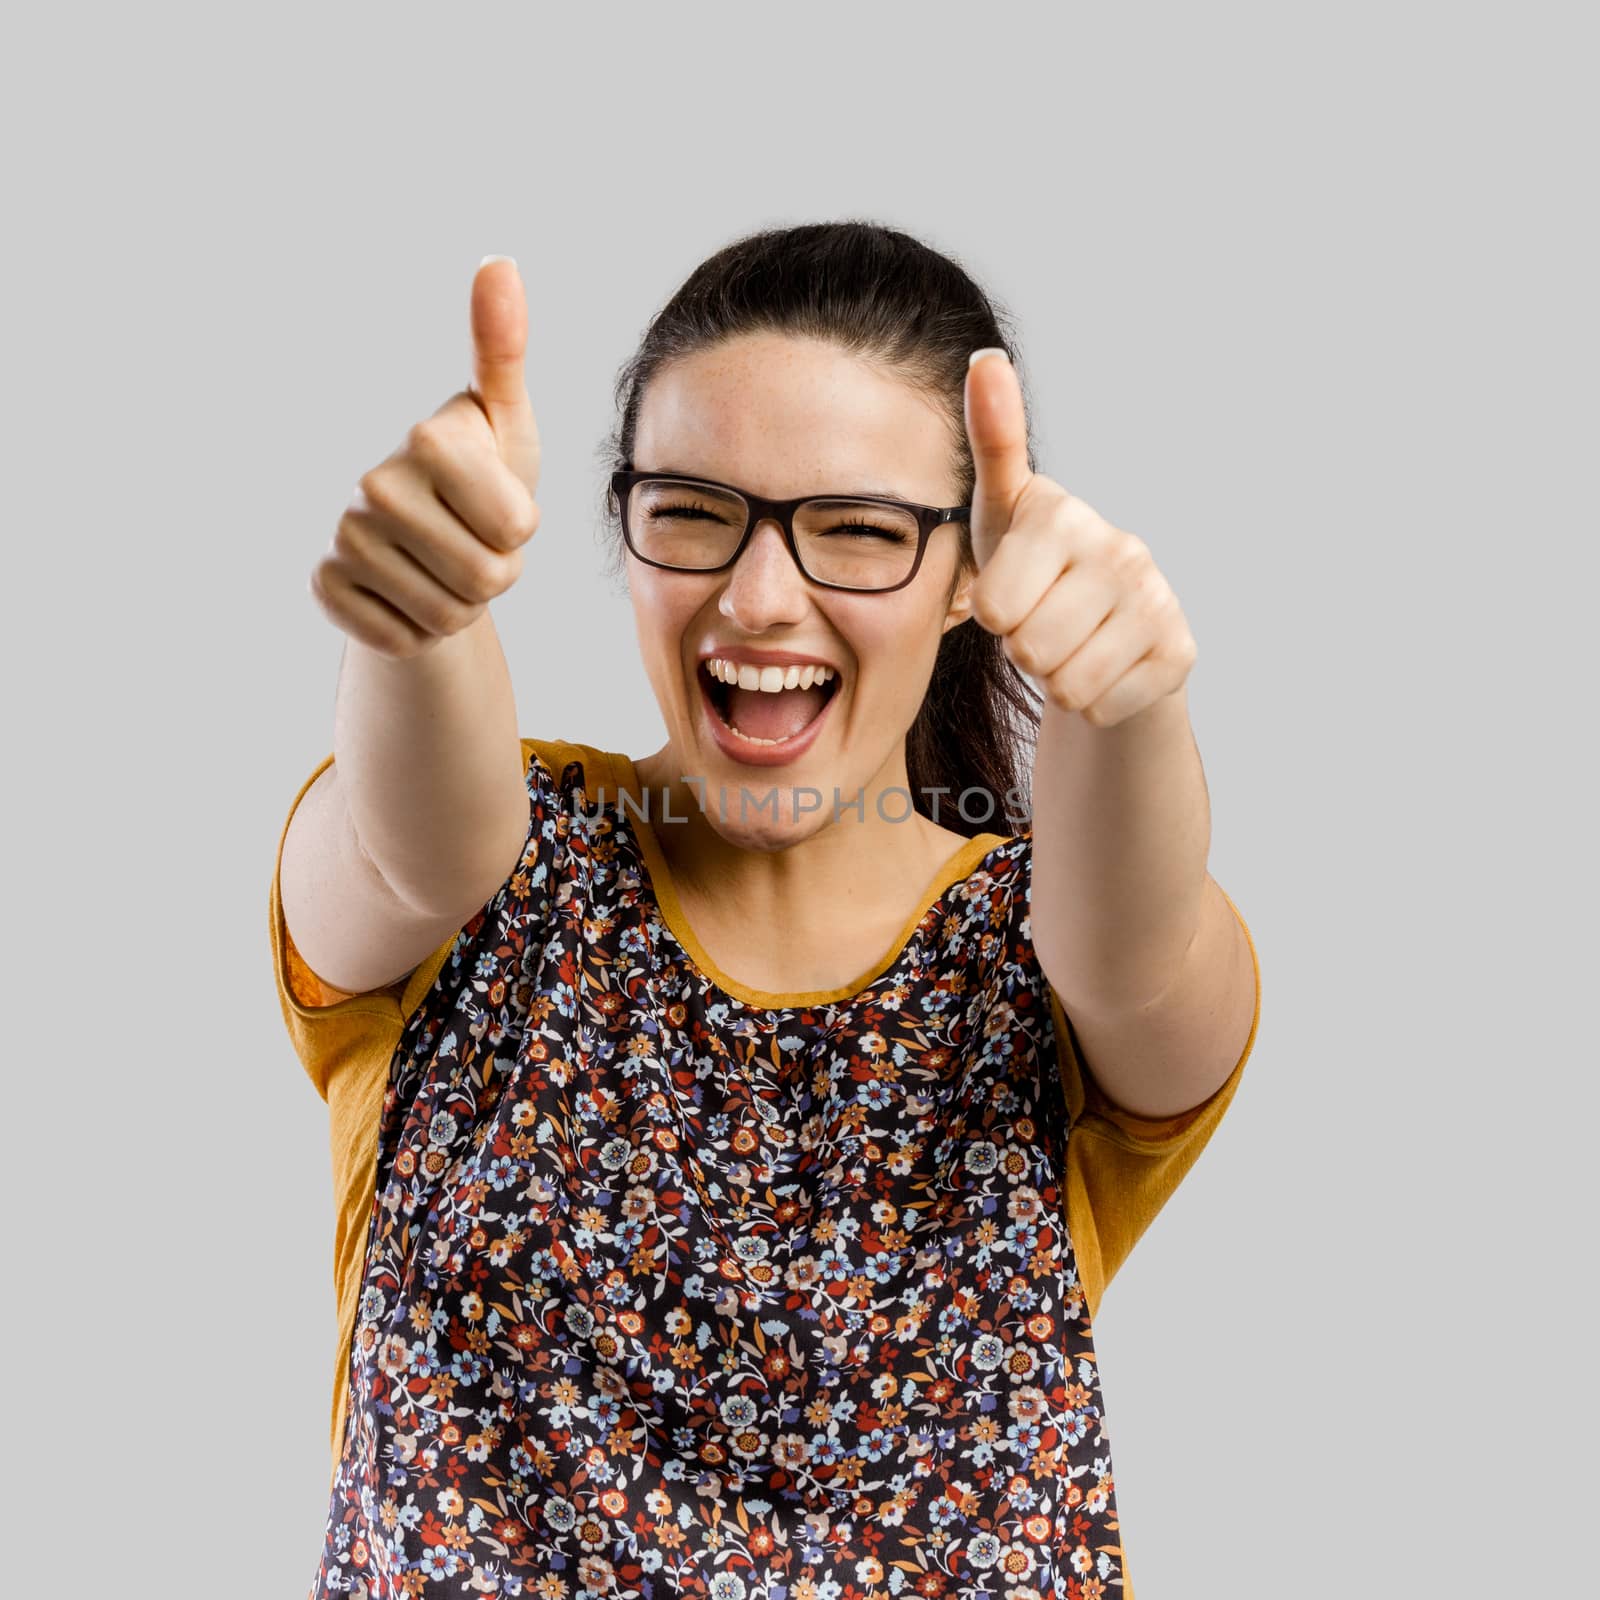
[311,751,1126,1598]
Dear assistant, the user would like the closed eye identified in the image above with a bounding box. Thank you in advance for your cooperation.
[647,504,733,523]
[820,522,910,542]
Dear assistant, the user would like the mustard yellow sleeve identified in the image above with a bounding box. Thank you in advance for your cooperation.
[272,740,557,1475]
[1056,890,1262,1319]
[267,751,415,1099]
[269,750,454,1472]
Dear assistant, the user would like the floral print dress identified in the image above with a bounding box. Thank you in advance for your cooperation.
[311,746,1131,1600]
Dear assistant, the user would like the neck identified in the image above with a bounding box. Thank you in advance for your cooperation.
[627,739,970,932]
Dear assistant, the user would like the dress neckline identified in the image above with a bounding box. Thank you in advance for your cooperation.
[606,749,1012,1010]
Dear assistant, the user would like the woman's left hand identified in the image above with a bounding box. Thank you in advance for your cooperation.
[962,350,1198,729]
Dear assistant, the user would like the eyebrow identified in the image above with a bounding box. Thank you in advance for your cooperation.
[650,467,913,500]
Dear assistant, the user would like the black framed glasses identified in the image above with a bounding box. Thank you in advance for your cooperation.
[610,469,971,594]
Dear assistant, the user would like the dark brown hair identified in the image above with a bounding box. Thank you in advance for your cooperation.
[596,219,1043,837]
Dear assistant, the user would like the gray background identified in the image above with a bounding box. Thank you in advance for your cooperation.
[6,2,1593,1593]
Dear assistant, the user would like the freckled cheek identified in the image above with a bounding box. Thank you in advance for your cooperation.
[846,609,940,713]
[630,578,711,685]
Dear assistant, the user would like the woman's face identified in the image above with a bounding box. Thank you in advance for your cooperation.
[627,331,975,850]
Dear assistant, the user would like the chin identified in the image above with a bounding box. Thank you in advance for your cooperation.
[668,758,827,847]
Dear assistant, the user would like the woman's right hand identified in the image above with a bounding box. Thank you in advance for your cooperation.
[310,256,542,659]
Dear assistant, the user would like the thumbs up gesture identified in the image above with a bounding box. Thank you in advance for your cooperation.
[311,256,542,659]
[963,350,1197,728]
[467,255,543,493]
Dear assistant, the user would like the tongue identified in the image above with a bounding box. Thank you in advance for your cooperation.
[727,684,828,741]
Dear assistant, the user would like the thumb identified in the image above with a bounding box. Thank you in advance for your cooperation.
[469,255,541,493]
[964,348,1031,567]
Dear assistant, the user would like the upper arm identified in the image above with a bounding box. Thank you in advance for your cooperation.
[1050,888,1260,1310]
[1054,876,1260,1122]
[279,760,516,1001]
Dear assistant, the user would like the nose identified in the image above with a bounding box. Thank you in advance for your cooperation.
[717,516,812,627]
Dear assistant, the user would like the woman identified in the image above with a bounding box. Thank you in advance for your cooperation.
[272,222,1261,1600]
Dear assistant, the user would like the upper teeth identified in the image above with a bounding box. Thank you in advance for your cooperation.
[705,657,836,692]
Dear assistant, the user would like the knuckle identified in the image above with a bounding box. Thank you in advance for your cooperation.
[356,466,400,518]
[331,511,372,562]
[474,479,536,552]
[495,545,525,592]
[439,389,484,428]
[308,565,368,642]
[506,493,539,546]
[461,550,510,602]
[1135,571,1171,613]
[494,501,535,551]
[405,417,449,462]
[307,559,336,610]
[1112,534,1149,577]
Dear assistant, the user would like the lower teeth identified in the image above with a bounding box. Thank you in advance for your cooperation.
[728,720,789,745]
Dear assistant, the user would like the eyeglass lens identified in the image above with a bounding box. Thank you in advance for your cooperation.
[627,477,922,591]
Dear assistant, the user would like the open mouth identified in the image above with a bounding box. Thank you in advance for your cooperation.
[700,659,841,747]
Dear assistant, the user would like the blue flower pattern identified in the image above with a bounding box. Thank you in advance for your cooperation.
[311,750,1126,1599]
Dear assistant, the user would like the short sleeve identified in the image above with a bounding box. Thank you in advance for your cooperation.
[272,738,564,1477]
[267,751,422,1103]
[284,920,369,1009]
[1053,887,1261,1317]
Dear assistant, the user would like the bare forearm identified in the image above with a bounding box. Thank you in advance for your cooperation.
[1030,684,1212,1013]
[332,608,528,915]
